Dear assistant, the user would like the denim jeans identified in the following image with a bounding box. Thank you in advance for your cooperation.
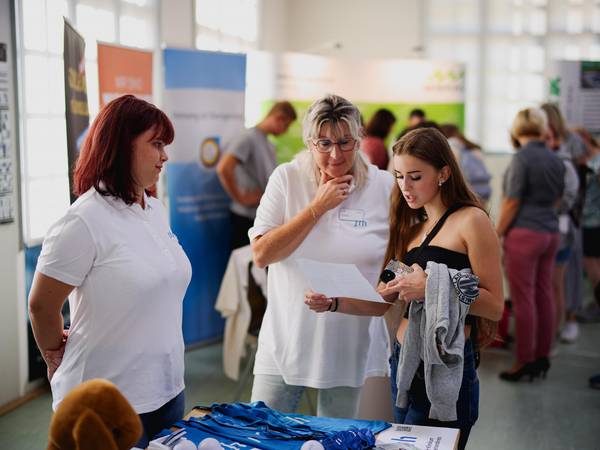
[135,390,185,448]
[389,339,408,423]
[389,339,479,450]
[251,374,362,418]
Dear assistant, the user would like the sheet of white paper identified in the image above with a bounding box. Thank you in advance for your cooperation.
[295,258,385,303]
[375,423,459,450]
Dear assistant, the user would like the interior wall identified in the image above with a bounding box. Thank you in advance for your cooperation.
[258,0,288,52]
[160,0,195,49]
[158,0,423,58]
[0,0,25,406]
[283,0,423,59]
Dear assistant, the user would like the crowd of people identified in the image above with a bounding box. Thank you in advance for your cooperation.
[27,93,600,448]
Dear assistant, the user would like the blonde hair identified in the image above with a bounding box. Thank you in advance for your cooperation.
[511,107,548,140]
[300,94,369,189]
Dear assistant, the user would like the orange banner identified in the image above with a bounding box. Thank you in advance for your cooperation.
[97,43,153,107]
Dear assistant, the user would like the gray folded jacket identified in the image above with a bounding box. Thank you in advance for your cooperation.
[395,261,472,421]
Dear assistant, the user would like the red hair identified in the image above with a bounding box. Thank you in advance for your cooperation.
[73,95,174,204]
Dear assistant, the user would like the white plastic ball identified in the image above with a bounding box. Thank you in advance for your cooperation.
[197,437,224,450]
[173,438,198,450]
[300,440,325,450]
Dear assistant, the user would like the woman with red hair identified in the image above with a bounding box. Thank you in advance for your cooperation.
[28,95,192,447]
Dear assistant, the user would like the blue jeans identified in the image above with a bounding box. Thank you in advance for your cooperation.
[389,339,408,423]
[389,339,479,450]
[251,374,362,418]
[135,390,185,448]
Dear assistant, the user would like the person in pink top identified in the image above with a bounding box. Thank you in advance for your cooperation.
[361,108,396,170]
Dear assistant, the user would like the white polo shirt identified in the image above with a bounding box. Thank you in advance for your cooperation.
[37,188,192,413]
[249,153,393,388]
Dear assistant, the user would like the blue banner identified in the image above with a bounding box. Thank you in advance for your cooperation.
[163,49,246,345]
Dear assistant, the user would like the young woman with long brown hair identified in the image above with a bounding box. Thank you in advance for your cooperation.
[306,127,503,450]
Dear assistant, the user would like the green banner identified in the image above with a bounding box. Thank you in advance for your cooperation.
[261,100,464,163]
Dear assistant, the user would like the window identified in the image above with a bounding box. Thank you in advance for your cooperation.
[194,0,259,53]
[16,0,159,245]
[426,0,600,152]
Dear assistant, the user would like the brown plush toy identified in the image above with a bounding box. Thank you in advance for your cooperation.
[47,379,143,450]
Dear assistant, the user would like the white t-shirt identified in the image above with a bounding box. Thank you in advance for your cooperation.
[249,154,393,389]
[36,188,192,413]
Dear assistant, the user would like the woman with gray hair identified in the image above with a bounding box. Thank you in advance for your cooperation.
[249,94,393,417]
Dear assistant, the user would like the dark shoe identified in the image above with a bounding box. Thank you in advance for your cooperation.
[534,357,551,379]
[589,374,600,390]
[499,362,539,382]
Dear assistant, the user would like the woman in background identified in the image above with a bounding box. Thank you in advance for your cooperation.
[496,107,564,382]
[440,123,492,204]
[574,128,600,389]
[540,103,580,343]
[361,108,396,170]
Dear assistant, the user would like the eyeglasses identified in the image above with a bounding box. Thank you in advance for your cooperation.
[311,138,356,153]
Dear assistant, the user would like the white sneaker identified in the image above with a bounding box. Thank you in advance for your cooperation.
[560,322,579,343]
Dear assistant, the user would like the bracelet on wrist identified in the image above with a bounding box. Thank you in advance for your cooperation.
[330,297,339,312]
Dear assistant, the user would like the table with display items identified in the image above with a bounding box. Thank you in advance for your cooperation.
[148,404,459,450]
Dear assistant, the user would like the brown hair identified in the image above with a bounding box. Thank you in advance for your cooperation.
[73,95,174,204]
[573,127,599,148]
[365,108,396,139]
[439,123,481,151]
[385,127,496,347]
[541,103,567,141]
[267,101,297,121]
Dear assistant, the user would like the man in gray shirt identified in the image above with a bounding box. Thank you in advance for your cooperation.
[217,101,297,249]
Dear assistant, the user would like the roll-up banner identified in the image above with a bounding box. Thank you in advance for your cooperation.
[548,60,600,135]
[97,42,153,107]
[63,19,89,203]
[163,49,246,345]
[245,52,465,163]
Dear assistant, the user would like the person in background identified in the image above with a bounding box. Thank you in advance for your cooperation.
[361,108,396,170]
[397,120,441,141]
[573,128,600,389]
[249,94,393,418]
[440,124,492,204]
[28,95,192,448]
[395,108,427,141]
[217,101,297,250]
[408,108,426,128]
[574,129,600,319]
[306,127,503,450]
[496,107,565,382]
[540,103,581,344]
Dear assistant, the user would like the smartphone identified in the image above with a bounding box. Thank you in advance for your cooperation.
[379,259,414,283]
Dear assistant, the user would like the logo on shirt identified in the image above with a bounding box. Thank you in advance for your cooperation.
[452,272,480,305]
